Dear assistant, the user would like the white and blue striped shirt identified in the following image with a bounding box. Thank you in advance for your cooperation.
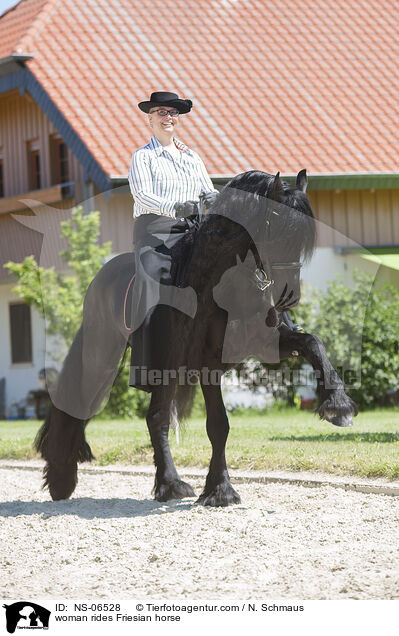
[128,135,217,218]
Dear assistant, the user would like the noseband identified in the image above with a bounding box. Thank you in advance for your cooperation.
[254,261,302,291]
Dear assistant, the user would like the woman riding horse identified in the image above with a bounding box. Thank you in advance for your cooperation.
[128,91,218,390]
[35,167,358,506]
[34,93,357,506]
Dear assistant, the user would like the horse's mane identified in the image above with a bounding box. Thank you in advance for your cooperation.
[171,170,317,417]
[204,170,316,262]
[175,171,316,297]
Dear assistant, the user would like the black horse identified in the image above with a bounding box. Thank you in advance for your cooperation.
[35,170,357,506]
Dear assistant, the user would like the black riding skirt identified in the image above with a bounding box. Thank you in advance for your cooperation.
[129,213,197,391]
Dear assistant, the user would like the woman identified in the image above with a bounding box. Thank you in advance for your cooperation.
[128,91,218,389]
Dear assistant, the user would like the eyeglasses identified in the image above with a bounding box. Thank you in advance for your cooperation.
[150,109,180,118]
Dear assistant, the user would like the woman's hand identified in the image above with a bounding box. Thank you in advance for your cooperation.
[174,200,199,217]
[200,191,219,210]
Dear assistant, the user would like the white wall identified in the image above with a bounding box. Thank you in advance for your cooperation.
[0,282,46,415]
[301,247,380,291]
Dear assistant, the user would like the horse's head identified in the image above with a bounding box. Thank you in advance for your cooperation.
[211,169,316,312]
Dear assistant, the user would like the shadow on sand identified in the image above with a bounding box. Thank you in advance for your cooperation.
[0,496,198,520]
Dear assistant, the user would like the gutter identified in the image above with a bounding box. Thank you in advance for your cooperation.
[336,246,399,255]
[110,172,399,192]
[0,53,33,65]
[0,53,33,77]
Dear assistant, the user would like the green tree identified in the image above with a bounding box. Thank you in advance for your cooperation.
[103,351,150,419]
[6,207,111,345]
[5,206,149,418]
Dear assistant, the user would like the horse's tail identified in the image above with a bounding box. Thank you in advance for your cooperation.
[174,384,197,421]
[34,405,94,500]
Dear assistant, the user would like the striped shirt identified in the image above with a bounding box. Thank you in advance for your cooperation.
[128,135,217,218]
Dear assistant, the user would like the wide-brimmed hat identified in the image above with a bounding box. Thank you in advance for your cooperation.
[138,91,192,114]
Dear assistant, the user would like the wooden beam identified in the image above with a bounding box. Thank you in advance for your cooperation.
[0,184,71,215]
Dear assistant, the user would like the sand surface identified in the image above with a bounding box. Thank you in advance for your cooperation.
[1,463,398,600]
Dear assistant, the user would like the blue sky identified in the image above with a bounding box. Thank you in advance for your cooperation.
[0,0,19,16]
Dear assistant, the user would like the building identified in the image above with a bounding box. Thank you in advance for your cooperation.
[0,0,398,415]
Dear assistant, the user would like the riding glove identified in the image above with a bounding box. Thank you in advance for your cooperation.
[200,191,219,209]
[174,200,199,218]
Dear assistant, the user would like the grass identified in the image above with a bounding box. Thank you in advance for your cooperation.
[0,407,398,479]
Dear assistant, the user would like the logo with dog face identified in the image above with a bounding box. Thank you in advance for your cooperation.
[3,602,50,633]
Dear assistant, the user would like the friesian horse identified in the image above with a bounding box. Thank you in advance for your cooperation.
[35,170,357,506]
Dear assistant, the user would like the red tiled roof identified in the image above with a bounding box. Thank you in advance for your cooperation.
[0,0,49,57]
[1,0,398,178]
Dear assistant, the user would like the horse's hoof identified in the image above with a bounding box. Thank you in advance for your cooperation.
[44,462,77,501]
[329,414,354,427]
[320,408,354,428]
[317,392,357,428]
[196,483,241,507]
[154,479,195,502]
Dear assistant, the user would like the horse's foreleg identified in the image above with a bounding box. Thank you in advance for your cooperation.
[279,324,358,427]
[35,405,93,500]
[146,390,195,501]
[197,382,240,506]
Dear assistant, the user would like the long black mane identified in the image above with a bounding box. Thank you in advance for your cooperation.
[170,170,317,415]
[175,171,316,291]
[204,170,315,259]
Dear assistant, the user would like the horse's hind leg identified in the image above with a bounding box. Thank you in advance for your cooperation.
[197,382,240,507]
[35,405,93,500]
[146,389,195,502]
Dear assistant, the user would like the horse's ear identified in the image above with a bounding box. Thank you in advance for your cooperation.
[296,169,308,193]
[270,171,284,199]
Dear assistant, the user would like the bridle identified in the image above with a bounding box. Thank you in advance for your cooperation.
[254,267,274,291]
[250,233,302,290]
[254,261,302,292]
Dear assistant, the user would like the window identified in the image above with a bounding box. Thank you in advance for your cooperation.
[0,159,3,197]
[57,140,69,183]
[27,140,41,190]
[50,135,69,185]
[9,303,32,364]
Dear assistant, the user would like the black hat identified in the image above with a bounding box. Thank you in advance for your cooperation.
[138,91,192,114]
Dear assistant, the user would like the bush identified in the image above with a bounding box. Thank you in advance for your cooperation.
[296,271,399,409]
[101,352,150,419]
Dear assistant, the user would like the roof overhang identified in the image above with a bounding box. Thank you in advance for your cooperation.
[338,246,399,272]
[110,171,399,191]
[294,172,399,191]
[0,53,33,76]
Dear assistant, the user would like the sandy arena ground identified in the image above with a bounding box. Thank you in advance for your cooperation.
[0,462,398,600]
